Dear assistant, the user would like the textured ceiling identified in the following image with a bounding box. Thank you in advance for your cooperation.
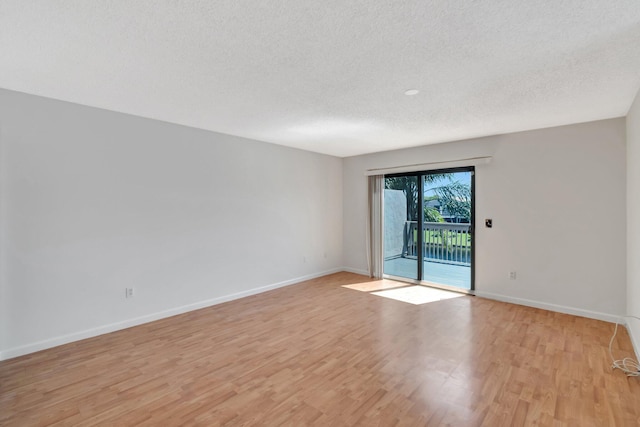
[1,1,639,157]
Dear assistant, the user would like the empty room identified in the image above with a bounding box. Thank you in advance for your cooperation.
[2,1,640,425]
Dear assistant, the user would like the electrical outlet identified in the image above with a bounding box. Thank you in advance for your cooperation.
[125,287,134,298]
[509,271,517,280]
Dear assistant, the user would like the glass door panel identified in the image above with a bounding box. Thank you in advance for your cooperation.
[382,168,474,292]
[383,175,418,280]
[422,171,473,290]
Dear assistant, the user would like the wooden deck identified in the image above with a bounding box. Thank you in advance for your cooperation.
[1,272,639,426]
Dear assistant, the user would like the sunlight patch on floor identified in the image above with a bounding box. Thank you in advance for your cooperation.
[371,285,464,305]
[342,279,408,293]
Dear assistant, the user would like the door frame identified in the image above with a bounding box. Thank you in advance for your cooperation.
[383,166,475,293]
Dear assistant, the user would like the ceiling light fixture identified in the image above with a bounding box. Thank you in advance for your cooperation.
[404,89,419,96]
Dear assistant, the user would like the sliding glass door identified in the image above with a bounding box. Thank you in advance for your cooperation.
[383,175,419,280]
[383,167,474,291]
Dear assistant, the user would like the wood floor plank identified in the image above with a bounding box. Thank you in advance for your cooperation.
[1,272,640,426]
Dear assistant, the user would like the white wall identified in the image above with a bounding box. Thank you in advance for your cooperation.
[627,89,640,353]
[0,86,631,361]
[344,119,627,320]
[0,109,7,356]
[0,89,343,359]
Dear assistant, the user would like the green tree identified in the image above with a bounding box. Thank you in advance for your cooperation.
[423,195,444,222]
[430,181,471,223]
[385,174,449,221]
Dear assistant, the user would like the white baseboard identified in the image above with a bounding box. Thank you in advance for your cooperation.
[341,266,370,276]
[625,316,640,360]
[0,268,343,361]
[5,270,620,361]
[474,291,621,323]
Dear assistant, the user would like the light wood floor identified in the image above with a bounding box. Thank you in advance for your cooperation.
[2,272,640,426]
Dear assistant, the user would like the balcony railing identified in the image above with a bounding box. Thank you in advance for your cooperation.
[403,221,471,266]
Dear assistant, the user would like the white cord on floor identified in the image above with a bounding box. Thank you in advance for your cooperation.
[610,316,640,377]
